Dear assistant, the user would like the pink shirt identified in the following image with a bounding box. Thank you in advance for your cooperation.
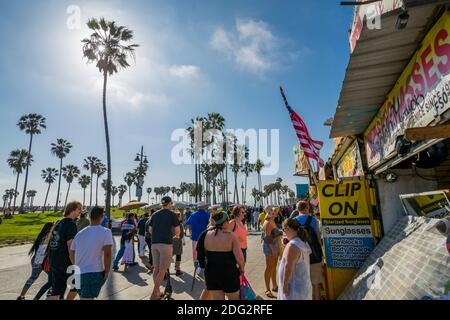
[233,222,248,249]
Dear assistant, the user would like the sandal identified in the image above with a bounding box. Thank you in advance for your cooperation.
[265,290,276,299]
[272,287,278,292]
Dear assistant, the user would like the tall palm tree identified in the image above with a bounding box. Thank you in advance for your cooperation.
[7,149,33,214]
[42,168,59,212]
[17,114,46,213]
[95,162,106,206]
[62,165,80,209]
[241,162,255,206]
[51,139,73,212]
[78,174,91,208]
[255,159,265,204]
[111,186,118,207]
[117,184,127,207]
[124,172,135,201]
[82,18,139,220]
[83,156,101,208]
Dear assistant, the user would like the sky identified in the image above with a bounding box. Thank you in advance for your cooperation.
[0,0,353,206]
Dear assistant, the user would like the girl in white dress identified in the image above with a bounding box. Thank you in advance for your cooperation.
[278,218,313,300]
[121,230,136,272]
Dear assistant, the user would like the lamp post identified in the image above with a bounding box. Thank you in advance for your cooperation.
[134,146,149,202]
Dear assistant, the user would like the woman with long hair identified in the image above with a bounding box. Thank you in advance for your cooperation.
[17,222,54,300]
[229,205,248,262]
[261,206,282,298]
[197,210,245,300]
[278,218,312,300]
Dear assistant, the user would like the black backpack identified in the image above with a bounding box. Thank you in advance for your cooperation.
[301,215,323,264]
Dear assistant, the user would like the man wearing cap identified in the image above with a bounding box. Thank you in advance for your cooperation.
[148,196,180,300]
[187,202,210,263]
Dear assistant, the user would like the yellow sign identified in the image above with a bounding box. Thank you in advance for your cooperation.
[318,180,376,299]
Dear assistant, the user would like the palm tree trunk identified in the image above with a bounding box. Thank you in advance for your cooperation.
[128,186,131,202]
[89,172,93,209]
[96,175,99,206]
[244,175,248,206]
[19,134,33,213]
[12,173,20,214]
[102,71,112,221]
[83,187,86,208]
[64,183,71,209]
[43,183,51,212]
[54,158,63,212]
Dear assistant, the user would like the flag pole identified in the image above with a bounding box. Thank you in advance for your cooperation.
[279,86,319,187]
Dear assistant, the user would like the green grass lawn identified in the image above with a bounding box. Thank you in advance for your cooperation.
[0,211,63,246]
[0,208,145,246]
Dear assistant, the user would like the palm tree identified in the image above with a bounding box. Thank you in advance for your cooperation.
[51,139,73,212]
[6,189,18,209]
[146,187,153,204]
[124,172,135,201]
[241,162,255,206]
[78,174,91,208]
[95,162,106,206]
[17,114,46,213]
[7,149,33,214]
[255,159,265,204]
[117,185,127,207]
[2,192,9,212]
[133,162,148,201]
[62,165,80,209]
[111,186,118,207]
[27,190,37,209]
[41,168,59,212]
[83,156,101,208]
[82,18,139,220]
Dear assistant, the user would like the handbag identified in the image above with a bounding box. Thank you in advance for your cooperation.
[42,254,51,273]
[240,275,257,300]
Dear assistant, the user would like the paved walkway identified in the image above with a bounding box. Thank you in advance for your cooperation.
[0,231,275,300]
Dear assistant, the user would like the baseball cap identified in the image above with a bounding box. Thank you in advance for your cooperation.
[161,196,172,205]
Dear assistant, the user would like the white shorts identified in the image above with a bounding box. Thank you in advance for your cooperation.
[138,235,146,257]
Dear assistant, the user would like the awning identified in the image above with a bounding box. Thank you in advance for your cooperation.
[330,2,445,138]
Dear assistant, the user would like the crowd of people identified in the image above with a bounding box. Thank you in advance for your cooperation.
[16,197,325,301]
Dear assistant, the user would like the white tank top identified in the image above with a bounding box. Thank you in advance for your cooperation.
[277,237,313,300]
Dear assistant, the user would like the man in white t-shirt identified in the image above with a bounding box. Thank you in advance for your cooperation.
[70,207,113,300]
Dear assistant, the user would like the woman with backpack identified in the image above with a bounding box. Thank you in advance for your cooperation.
[17,222,54,300]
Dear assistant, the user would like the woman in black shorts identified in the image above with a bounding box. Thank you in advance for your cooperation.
[197,210,245,300]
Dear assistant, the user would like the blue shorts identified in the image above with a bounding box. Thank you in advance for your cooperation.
[262,241,279,256]
[79,272,105,299]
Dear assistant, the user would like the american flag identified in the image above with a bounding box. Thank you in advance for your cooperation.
[280,87,325,167]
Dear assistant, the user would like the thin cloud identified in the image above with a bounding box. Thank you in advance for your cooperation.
[169,65,200,79]
[210,19,284,74]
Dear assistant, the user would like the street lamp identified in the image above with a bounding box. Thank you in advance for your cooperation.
[134,146,149,201]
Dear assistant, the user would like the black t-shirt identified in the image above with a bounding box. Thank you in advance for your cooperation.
[149,209,180,245]
[137,217,148,236]
[48,217,77,270]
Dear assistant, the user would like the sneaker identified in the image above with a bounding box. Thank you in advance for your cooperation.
[112,265,119,271]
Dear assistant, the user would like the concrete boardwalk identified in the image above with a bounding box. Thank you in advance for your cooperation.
[0,231,274,300]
